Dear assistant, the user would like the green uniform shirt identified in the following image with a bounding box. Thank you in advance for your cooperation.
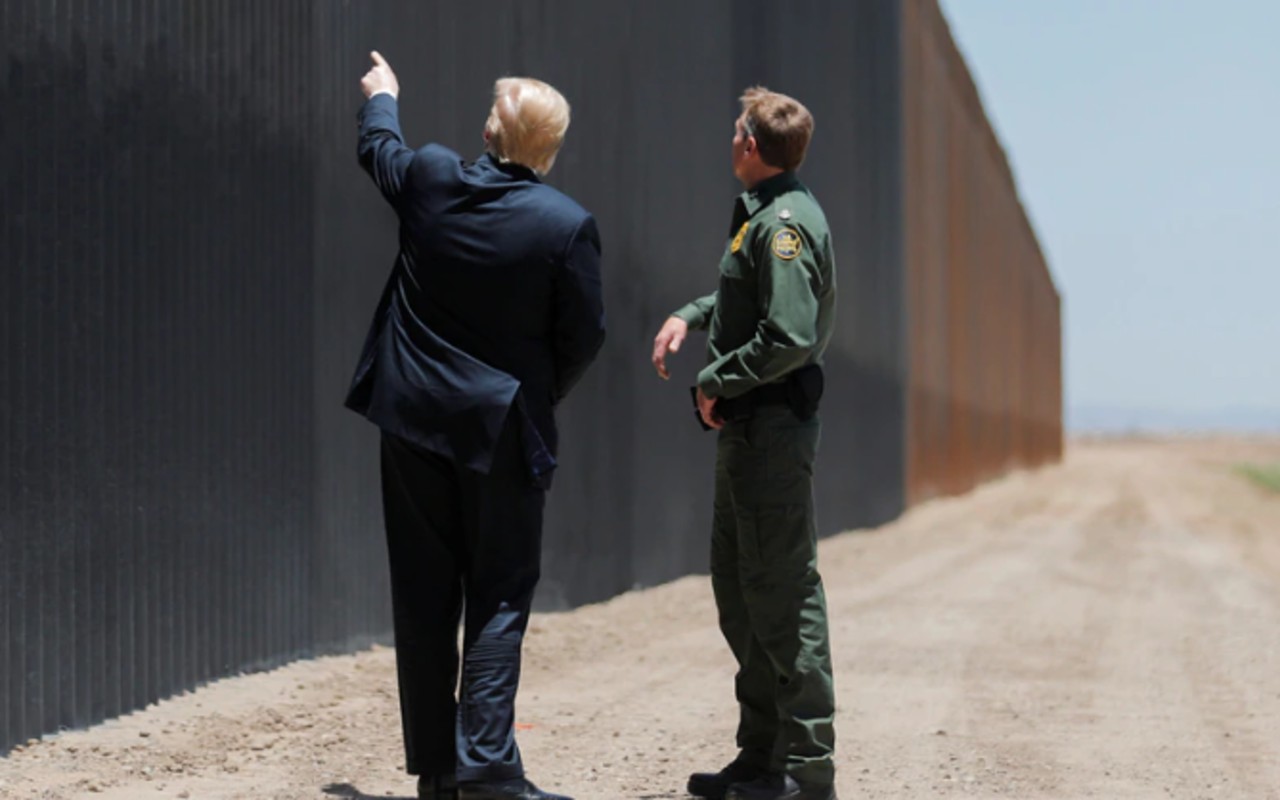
[674,172,837,400]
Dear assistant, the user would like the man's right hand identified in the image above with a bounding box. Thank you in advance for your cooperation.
[361,51,400,99]
[651,315,689,380]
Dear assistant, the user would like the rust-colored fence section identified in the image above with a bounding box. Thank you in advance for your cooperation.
[900,0,1064,503]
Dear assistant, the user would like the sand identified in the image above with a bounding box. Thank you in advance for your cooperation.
[3,437,1279,799]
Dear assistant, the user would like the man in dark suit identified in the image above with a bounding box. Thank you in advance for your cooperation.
[346,52,605,800]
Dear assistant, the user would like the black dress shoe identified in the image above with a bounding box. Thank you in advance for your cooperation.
[457,777,572,800]
[418,774,458,799]
[687,759,770,800]
[725,774,836,800]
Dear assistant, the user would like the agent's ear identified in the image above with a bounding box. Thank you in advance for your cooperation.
[744,135,756,155]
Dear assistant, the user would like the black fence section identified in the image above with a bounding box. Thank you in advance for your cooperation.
[1,0,905,753]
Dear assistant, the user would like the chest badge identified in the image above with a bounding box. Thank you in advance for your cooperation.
[772,228,802,261]
[730,222,749,254]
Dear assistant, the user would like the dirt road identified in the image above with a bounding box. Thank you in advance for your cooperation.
[3,438,1279,799]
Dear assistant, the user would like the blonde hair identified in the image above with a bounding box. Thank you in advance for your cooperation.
[484,77,571,175]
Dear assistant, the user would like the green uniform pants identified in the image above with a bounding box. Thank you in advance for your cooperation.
[711,405,835,787]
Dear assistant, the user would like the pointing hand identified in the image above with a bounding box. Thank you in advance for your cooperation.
[361,50,400,99]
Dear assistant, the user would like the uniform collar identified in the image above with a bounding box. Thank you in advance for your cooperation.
[739,171,799,217]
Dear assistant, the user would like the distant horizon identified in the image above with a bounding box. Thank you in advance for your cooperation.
[1069,404,1280,434]
[937,0,1280,432]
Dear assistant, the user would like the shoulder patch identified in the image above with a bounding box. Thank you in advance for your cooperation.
[772,228,802,261]
[730,222,749,254]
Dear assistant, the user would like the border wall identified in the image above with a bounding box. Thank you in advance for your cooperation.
[0,0,1061,753]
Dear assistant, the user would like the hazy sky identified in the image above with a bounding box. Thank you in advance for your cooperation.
[936,0,1278,420]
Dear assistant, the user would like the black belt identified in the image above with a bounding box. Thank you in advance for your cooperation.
[715,382,790,422]
[691,365,824,430]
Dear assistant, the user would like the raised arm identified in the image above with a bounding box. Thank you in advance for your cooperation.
[357,51,412,205]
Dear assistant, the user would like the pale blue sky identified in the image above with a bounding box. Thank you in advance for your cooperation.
[936,0,1278,428]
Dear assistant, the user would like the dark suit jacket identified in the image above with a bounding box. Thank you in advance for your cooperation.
[345,93,605,488]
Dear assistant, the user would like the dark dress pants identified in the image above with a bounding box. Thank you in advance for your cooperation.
[379,428,545,783]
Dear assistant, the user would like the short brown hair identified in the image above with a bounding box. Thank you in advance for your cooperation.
[739,87,814,171]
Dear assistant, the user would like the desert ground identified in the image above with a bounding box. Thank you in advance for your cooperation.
[2,438,1279,800]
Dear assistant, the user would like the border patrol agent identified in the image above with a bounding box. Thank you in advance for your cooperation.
[651,87,838,800]
[349,53,604,800]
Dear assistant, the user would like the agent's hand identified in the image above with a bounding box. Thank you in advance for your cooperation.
[696,387,723,430]
[361,51,400,99]
[651,316,689,380]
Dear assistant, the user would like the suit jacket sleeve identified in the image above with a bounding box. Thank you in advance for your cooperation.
[357,94,414,205]
[552,216,606,403]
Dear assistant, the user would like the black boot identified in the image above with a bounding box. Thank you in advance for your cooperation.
[457,777,572,800]
[725,774,836,800]
[687,759,770,800]
[418,774,458,800]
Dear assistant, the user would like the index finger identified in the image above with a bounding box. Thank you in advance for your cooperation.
[370,50,388,68]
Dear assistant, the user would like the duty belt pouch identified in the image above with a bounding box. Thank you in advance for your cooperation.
[787,364,824,420]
